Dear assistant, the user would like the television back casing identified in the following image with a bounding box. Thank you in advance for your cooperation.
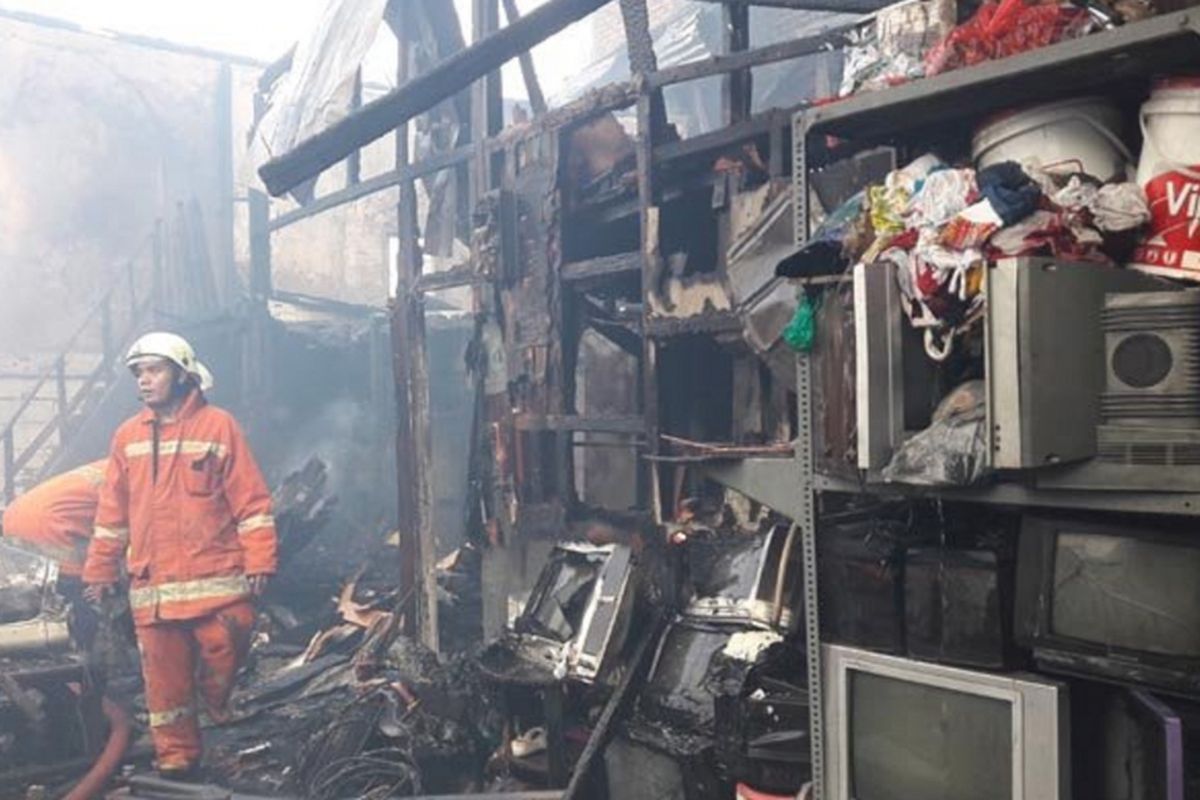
[817,519,906,654]
[823,644,1071,800]
[856,257,1164,474]
[904,547,1016,669]
[1071,683,1185,800]
[1015,515,1200,698]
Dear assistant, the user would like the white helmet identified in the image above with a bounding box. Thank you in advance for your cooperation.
[125,332,214,392]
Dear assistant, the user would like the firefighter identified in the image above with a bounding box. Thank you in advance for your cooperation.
[1,459,107,582]
[82,332,277,779]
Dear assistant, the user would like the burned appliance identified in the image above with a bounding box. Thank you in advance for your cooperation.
[0,541,71,656]
[480,542,636,684]
[1016,514,1200,697]
[714,650,810,796]
[0,541,102,785]
[617,618,794,800]
[1094,289,1200,484]
[1072,683,1186,800]
[817,515,908,654]
[728,190,800,391]
[856,257,1163,474]
[685,525,803,632]
[903,546,1015,669]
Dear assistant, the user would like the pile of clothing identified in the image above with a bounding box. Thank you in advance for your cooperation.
[840,0,1157,97]
[780,155,1150,360]
[924,0,1096,77]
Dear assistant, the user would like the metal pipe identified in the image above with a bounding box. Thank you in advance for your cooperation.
[0,616,72,655]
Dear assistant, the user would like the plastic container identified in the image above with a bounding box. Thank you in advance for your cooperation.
[972,96,1133,181]
[1129,77,1200,282]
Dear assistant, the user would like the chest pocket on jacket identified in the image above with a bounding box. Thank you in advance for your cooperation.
[184,448,223,496]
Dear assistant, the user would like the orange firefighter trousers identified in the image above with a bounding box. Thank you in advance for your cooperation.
[138,600,255,770]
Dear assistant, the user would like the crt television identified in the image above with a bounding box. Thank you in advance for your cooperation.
[1015,515,1200,697]
[823,644,1071,800]
[1071,683,1185,800]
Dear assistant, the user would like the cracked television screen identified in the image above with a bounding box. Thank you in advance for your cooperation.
[1052,532,1200,657]
[515,549,604,642]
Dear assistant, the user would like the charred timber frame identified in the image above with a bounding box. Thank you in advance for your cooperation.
[257,0,612,197]
[391,11,439,649]
[253,0,866,674]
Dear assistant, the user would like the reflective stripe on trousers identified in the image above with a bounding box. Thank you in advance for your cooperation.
[137,600,255,770]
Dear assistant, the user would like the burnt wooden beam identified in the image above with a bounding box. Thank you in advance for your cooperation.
[617,0,669,137]
[387,0,473,136]
[414,264,489,293]
[500,0,548,115]
[722,2,751,125]
[392,37,439,651]
[647,21,859,89]
[268,144,473,231]
[588,319,643,358]
[617,0,657,75]
[472,0,505,140]
[579,295,643,356]
[653,108,783,164]
[561,251,642,283]
[260,0,611,196]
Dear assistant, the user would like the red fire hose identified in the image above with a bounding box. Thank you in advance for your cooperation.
[62,696,132,800]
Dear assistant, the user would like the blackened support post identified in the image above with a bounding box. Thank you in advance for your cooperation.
[722,1,752,125]
[392,27,440,651]
[500,0,548,115]
[249,190,273,299]
[621,0,666,517]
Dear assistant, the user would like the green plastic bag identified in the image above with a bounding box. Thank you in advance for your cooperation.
[783,292,818,352]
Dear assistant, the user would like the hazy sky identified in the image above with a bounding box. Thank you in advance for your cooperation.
[0,0,593,100]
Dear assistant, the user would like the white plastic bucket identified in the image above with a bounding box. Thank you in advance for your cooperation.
[1130,77,1200,283]
[972,97,1133,182]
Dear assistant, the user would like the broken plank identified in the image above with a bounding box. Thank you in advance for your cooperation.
[561,252,641,283]
[415,265,489,294]
[259,0,612,196]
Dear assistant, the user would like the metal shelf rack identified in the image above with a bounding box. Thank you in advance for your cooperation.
[784,11,1200,798]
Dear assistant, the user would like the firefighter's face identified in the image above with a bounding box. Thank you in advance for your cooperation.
[133,359,182,408]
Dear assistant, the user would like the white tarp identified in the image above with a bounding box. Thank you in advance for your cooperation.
[250,0,390,186]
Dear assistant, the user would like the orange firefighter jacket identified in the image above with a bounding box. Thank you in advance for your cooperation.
[1,460,107,576]
[82,389,277,625]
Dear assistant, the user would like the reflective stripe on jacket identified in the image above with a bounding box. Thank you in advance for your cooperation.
[2,460,106,575]
[82,389,277,624]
